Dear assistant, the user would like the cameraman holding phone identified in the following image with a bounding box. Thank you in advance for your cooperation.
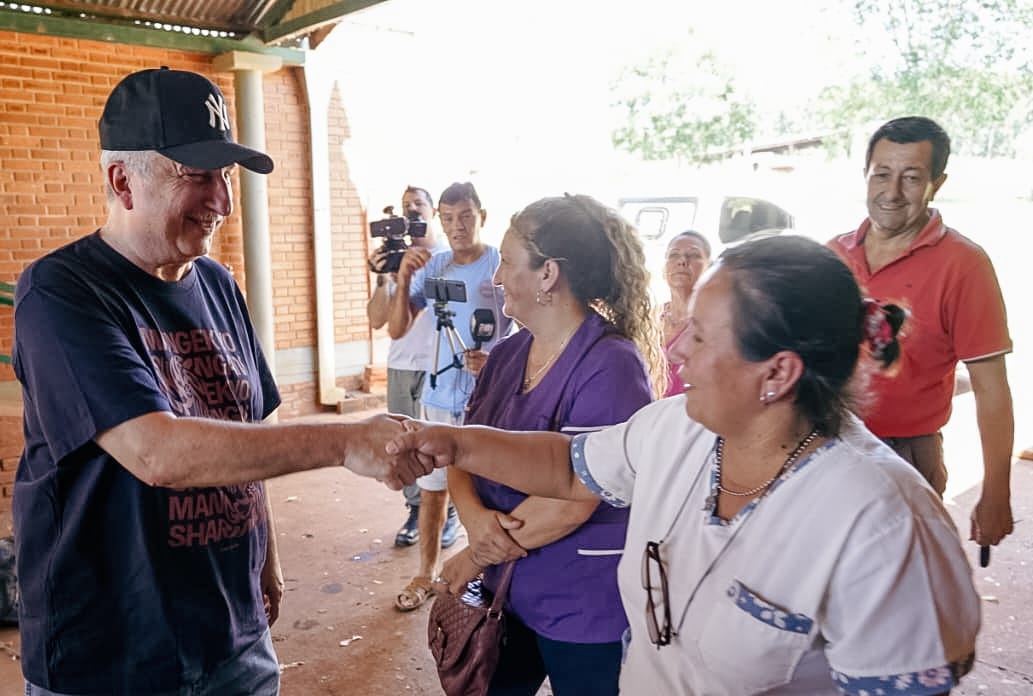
[367,186,448,549]
[388,181,513,611]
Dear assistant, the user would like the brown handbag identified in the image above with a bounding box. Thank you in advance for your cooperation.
[427,561,517,696]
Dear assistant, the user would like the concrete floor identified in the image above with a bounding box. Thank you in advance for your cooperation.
[0,402,1030,694]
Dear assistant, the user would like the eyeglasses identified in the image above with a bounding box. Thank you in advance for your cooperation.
[642,540,674,647]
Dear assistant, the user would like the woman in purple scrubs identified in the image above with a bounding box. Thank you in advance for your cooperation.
[436,194,660,696]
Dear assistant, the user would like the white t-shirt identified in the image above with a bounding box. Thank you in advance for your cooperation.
[386,289,434,371]
[572,398,979,695]
[385,243,448,371]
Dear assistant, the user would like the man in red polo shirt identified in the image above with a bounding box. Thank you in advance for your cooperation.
[829,116,1014,548]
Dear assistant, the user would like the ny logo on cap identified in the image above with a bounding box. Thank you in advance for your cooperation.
[204,92,230,131]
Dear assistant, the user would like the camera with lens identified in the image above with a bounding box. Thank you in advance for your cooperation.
[369,205,429,274]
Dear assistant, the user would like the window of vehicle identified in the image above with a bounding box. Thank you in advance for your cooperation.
[634,206,671,241]
[718,197,794,244]
[620,197,700,243]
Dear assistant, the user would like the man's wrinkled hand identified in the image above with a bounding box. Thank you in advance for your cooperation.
[345,414,432,489]
[397,247,431,281]
[970,489,1013,546]
[367,248,388,274]
[261,559,285,626]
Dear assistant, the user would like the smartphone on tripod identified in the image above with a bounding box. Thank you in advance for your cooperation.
[424,277,466,303]
[425,278,469,388]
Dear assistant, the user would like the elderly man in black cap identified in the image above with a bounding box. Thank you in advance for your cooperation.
[12,67,428,696]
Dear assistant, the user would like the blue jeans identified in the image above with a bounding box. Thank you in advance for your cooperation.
[25,629,279,696]
[487,613,622,696]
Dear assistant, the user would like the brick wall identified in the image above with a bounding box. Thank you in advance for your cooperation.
[0,34,252,376]
[0,414,17,534]
[0,31,374,518]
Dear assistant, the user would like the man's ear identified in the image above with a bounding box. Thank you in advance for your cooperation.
[479,209,487,226]
[106,162,135,210]
[928,173,948,201]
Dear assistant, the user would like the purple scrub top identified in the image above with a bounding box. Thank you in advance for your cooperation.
[464,312,652,642]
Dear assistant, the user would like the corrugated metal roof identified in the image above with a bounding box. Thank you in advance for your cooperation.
[2,0,389,53]
[30,0,286,35]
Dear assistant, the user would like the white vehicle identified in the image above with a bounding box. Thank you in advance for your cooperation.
[618,194,795,296]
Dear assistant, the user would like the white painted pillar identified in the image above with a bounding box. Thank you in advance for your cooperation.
[213,51,283,383]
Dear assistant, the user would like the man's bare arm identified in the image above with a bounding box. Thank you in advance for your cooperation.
[965,355,1014,545]
[260,490,285,625]
[95,412,428,489]
[386,248,430,339]
[366,275,392,329]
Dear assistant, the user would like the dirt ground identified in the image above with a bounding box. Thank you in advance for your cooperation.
[259,466,463,695]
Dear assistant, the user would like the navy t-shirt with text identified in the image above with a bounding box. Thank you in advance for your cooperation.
[13,232,280,693]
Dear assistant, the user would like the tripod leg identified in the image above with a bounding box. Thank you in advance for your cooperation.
[445,327,466,369]
[451,327,468,353]
[430,329,443,389]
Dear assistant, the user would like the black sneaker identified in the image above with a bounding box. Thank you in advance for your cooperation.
[440,506,463,549]
[394,505,420,547]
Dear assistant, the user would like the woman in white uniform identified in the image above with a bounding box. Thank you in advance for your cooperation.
[389,235,979,695]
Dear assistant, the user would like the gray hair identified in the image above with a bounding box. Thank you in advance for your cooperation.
[667,229,712,260]
[100,150,162,199]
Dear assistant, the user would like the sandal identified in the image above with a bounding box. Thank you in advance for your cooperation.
[395,575,435,612]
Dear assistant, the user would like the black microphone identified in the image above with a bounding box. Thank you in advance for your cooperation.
[470,309,496,350]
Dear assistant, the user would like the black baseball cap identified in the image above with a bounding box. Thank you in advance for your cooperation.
[99,67,274,174]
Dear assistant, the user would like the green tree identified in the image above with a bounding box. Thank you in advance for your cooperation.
[610,44,756,163]
[815,0,1033,157]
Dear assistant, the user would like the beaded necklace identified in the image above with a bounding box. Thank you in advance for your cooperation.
[715,428,819,497]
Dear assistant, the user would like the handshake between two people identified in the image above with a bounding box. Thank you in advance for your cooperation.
[356,414,575,512]
[354,413,460,489]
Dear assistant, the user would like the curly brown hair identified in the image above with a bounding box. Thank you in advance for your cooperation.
[509,194,664,394]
